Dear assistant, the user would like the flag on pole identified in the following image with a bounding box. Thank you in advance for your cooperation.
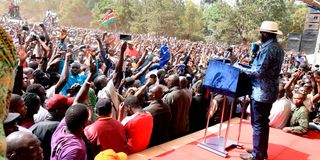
[159,44,171,67]
[101,11,116,26]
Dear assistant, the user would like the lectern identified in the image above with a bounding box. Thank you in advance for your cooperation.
[198,60,251,157]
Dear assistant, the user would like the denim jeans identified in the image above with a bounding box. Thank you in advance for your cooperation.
[250,99,273,160]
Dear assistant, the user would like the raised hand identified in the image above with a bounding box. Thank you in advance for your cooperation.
[121,41,128,53]
[293,70,302,79]
[60,29,68,40]
[65,52,72,62]
[89,55,97,75]
[17,45,29,64]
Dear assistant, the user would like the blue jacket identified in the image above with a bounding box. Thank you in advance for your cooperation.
[244,38,284,103]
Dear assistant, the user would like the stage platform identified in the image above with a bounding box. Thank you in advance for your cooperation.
[128,118,320,160]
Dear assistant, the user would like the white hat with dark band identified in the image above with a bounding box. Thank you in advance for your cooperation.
[258,21,283,35]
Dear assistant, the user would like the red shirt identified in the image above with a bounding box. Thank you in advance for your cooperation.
[121,112,153,154]
[126,48,139,58]
[84,116,126,153]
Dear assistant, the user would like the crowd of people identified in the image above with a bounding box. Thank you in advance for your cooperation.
[0,14,320,160]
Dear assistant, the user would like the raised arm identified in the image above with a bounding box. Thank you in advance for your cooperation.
[284,71,302,98]
[74,56,96,104]
[39,23,50,44]
[37,35,50,71]
[112,42,127,85]
[132,61,153,81]
[55,53,72,94]
[13,45,29,95]
[134,47,149,71]
[134,77,154,97]
[96,35,112,70]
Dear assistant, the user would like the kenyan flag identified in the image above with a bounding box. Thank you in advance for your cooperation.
[101,11,116,26]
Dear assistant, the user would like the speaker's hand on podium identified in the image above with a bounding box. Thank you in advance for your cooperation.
[233,62,244,71]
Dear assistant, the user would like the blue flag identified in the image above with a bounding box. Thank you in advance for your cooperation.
[159,44,171,67]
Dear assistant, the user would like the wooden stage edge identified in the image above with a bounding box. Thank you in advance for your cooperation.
[128,118,241,160]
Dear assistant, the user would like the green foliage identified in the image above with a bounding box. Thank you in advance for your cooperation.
[180,0,203,39]
[203,0,308,44]
[3,0,308,44]
[91,0,203,39]
[59,0,93,27]
[289,6,308,33]
[84,0,101,10]
[92,0,115,23]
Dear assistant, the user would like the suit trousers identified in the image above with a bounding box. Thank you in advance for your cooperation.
[250,99,272,160]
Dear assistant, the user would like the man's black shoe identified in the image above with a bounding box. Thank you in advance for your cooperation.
[240,154,255,160]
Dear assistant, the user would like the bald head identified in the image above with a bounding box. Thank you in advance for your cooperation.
[179,76,188,89]
[7,131,43,160]
[167,75,179,88]
[94,75,108,91]
[149,85,163,100]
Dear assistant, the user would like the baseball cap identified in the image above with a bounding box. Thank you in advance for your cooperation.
[46,94,74,111]
[94,149,127,160]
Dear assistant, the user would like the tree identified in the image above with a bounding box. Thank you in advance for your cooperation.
[59,0,93,27]
[202,0,304,44]
[91,0,115,29]
[84,0,101,10]
[113,0,135,32]
[289,6,308,33]
[180,0,203,40]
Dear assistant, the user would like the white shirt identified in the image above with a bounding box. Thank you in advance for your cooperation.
[269,97,292,129]
[33,105,50,123]
[46,85,56,100]
[97,80,120,119]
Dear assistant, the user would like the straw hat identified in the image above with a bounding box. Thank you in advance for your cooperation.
[258,21,283,35]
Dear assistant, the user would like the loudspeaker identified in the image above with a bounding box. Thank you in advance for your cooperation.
[306,14,320,23]
[304,23,319,31]
[287,33,302,52]
[308,7,320,14]
[300,30,318,55]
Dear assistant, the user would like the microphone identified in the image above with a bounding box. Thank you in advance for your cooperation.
[223,47,233,64]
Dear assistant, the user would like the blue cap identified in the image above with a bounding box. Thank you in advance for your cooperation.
[177,64,185,69]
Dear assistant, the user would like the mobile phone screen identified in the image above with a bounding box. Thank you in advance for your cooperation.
[120,34,132,41]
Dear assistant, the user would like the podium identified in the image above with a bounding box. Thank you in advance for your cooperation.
[198,60,251,157]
